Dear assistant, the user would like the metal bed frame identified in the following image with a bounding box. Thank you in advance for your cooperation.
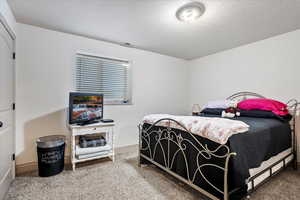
[138,92,299,200]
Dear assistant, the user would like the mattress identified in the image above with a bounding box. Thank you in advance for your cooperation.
[247,148,293,191]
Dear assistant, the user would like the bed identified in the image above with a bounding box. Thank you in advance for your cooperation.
[138,92,299,200]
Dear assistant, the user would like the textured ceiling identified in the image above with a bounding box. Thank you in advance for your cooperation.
[8,0,300,59]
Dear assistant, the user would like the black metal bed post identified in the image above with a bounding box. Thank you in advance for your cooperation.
[138,124,152,166]
[292,101,298,170]
[138,124,142,167]
[286,99,299,170]
[138,124,149,166]
[223,152,237,200]
[293,114,298,170]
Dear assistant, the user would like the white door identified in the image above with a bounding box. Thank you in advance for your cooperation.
[0,22,14,200]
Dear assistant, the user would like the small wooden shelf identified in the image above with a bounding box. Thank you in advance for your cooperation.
[73,152,114,163]
[69,122,115,171]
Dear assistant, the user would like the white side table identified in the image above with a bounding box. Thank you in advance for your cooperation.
[69,122,115,171]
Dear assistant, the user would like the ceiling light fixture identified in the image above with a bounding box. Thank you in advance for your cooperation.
[176,2,205,22]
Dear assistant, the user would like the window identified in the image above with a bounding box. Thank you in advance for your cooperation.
[75,53,131,104]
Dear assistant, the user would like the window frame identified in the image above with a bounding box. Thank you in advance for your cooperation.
[74,51,133,105]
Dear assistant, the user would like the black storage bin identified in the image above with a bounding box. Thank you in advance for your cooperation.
[36,135,66,177]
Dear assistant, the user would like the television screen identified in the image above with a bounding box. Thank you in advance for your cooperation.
[69,92,103,124]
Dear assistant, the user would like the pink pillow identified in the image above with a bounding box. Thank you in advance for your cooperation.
[237,98,289,116]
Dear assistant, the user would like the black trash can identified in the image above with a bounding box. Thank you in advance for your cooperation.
[36,135,66,177]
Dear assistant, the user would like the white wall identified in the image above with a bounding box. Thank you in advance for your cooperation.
[188,29,300,159]
[0,0,16,36]
[15,23,188,165]
[188,29,300,106]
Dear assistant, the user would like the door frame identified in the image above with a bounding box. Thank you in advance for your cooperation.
[0,13,16,41]
[0,13,16,180]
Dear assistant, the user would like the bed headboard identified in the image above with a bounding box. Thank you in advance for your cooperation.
[226,91,265,101]
[226,92,299,113]
[227,91,299,167]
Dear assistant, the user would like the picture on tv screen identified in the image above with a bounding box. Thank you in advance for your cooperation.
[70,93,103,123]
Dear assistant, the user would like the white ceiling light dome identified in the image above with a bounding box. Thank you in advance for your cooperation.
[176,2,206,22]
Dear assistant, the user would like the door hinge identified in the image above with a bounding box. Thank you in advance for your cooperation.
[13,52,16,60]
[12,154,15,161]
[12,103,15,110]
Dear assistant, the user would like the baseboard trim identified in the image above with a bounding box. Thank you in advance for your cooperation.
[16,161,37,176]
[13,148,300,176]
[16,144,138,176]
[16,157,71,176]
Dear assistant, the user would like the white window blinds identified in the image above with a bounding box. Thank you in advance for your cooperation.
[76,53,131,104]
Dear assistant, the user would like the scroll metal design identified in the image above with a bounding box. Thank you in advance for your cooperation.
[139,92,299,200]
[139,118,236,200]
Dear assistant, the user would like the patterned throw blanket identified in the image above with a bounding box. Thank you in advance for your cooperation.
[142,114,249,144]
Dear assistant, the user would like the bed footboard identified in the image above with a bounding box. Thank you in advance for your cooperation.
[138,118,236,200]
[138,92,299,200]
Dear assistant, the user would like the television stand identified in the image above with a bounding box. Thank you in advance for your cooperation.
[68,122,115,171]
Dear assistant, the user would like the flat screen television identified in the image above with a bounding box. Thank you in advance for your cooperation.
[69,92,103,124]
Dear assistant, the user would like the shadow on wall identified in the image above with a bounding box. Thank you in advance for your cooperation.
[16,108,70,165]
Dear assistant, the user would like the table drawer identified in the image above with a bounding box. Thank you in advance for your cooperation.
[74,126,111,135]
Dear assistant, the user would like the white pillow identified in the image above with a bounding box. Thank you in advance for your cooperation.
[203,100,238,109]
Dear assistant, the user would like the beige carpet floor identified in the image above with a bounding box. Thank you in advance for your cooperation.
[5,146,300,200]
